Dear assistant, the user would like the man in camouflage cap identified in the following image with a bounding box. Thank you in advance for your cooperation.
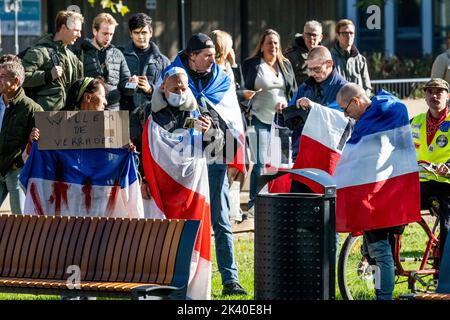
[411,77,450,268]
[423,78,449,92]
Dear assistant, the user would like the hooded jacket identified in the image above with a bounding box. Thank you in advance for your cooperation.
[331,41,372,95]
[22,34,83,111]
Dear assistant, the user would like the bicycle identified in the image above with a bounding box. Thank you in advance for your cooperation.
[337,162,442,300]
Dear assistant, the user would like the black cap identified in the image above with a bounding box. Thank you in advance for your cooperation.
[186,33,215,53]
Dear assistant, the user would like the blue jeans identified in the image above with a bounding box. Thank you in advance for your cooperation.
[208,163,239,285]
[248,116,271,209]
[0,168,25,214]
[365,230,395,300]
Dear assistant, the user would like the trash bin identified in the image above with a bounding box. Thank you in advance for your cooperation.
[254,169,336,300]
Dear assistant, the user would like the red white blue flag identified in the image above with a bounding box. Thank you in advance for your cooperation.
[142,116,211,300]
[335,91,421,232]
[19,144,144,218]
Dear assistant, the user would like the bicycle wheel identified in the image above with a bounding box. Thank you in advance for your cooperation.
[338,216,439,300]
[338,234,377,300]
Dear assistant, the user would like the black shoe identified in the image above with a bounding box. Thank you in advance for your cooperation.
[222,282,248,296]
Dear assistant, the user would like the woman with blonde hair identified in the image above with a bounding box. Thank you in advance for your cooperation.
[242,28,297,214]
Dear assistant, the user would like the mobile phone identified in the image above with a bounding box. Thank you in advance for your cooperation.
[183,117,197,129]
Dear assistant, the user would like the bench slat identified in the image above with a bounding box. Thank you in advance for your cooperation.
[108,218,130,282]
[148,220,170,283]
[39,216,61,279]
[93,218,114,281]
[16,215,38,278]
[47,216,69,279]
[2,215,23,277]
[24,216,45,278]
[72,218,92,276]
[85,218,107,281]
[139,220,161,282]
[32,216,53,278]
[0,216,14,274]
[164,220,185,285]
[156,220,178,284]
[9,216,31,278]
[117,218,138,282]
[80,217,99,280]
[101,218,123,282]
[55,217,77,279]
[60,217,84,279]
[124,219,146,283]
[132,219,154,283]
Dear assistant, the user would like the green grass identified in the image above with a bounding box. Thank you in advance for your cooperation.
[0,218,439,300]
[211,237,254,300]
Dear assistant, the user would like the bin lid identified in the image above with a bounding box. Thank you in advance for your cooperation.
[257,168,336,198]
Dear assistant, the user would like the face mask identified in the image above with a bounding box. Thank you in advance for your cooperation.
[167,91,187,107]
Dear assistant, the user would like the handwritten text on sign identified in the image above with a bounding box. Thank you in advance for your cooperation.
[35,111,130,150]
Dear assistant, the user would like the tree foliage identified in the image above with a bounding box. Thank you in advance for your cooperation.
[88,0,130,16]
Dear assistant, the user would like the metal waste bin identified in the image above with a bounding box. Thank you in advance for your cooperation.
[254,169,336,300]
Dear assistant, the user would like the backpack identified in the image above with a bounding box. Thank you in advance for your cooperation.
[17,45,60,101]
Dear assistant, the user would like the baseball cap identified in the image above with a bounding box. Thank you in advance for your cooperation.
[423,78,449,92]
[186,33,215,52]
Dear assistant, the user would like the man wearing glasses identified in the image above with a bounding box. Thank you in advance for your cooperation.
[331,19,372,96]
[22,10,84,111]
[280,46,347,164]
[284,20,323,86]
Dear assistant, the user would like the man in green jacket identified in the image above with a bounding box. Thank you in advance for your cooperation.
[22,10,84,111]
[0,55,43,214]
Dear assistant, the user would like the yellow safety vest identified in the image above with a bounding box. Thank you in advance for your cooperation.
[411,112,450,183]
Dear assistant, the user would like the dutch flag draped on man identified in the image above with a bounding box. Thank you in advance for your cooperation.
[142,114,211,300]
[20,144,144,218]
[293,90,420,231]
[334,90,421,232]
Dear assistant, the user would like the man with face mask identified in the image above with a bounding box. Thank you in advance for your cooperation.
[165,33,248,296]
[141,66,223,299]
[77,13,131,110]
[146,67,221,145]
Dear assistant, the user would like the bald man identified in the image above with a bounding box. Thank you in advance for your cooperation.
[281,46,348,164]
[334,83,418,300]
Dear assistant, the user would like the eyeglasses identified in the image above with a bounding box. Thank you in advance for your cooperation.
[338,31,355,36]
[304,32,321,38]
[307,61,326,74]
[343,98,354,113]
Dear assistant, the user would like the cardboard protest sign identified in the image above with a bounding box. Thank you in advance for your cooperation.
[35,111,130,150]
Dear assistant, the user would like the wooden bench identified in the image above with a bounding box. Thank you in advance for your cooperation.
[0,214,199,300]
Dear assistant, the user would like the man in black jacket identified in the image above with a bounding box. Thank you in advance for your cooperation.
[285,20,323,86]
[78,13,131,110]
[121,13,170,175]
[0,55,43,214]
